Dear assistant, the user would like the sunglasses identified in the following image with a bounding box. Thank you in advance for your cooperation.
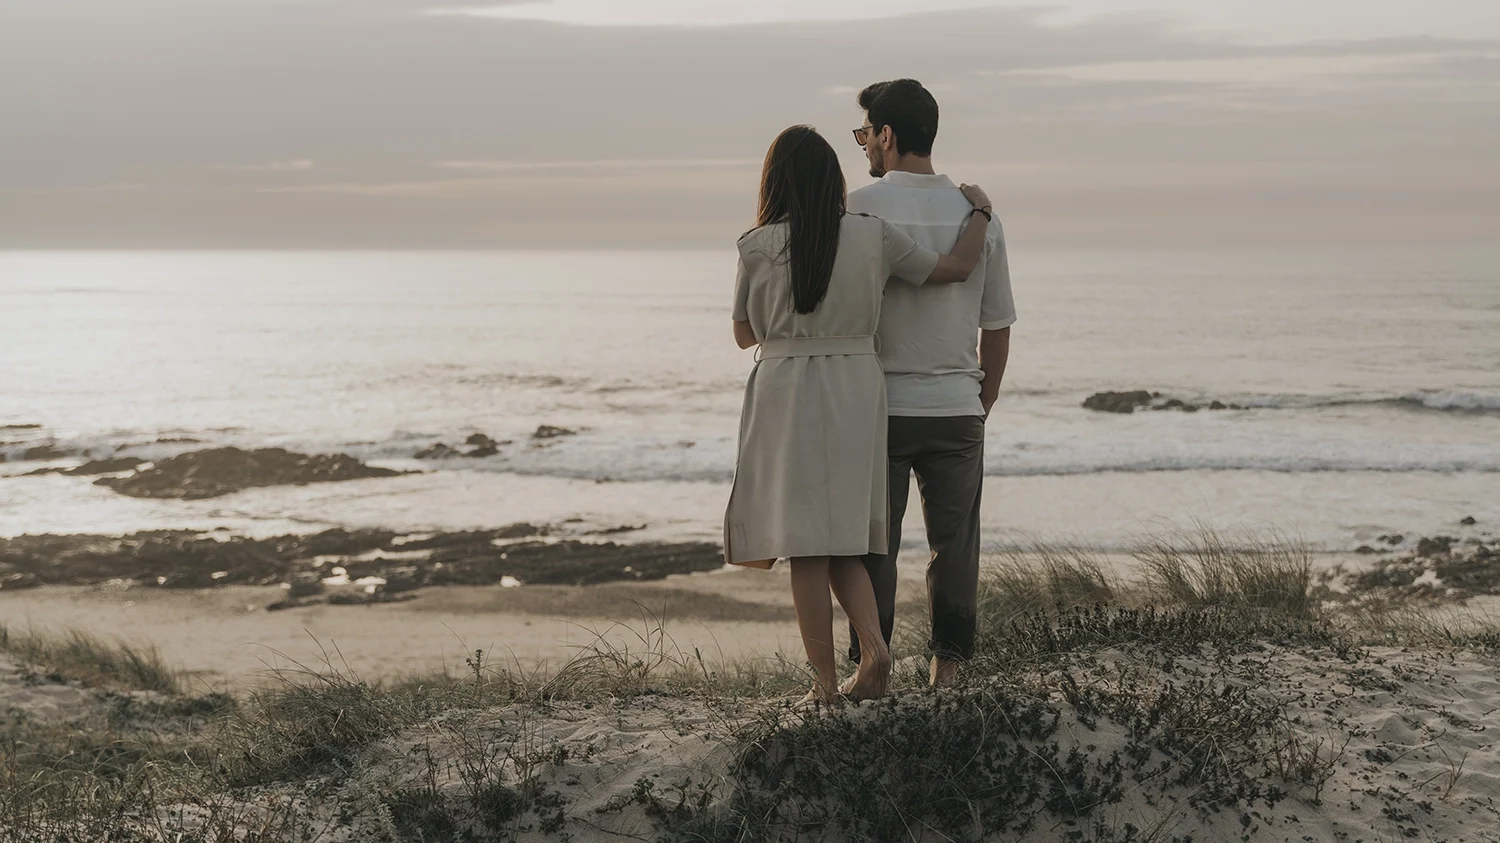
[853,125,879,147]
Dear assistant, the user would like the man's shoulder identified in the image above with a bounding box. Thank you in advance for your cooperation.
[849,180,968,217]
[845,183,885,214]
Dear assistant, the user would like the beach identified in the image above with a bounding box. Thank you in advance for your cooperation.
[3,247,1499,840]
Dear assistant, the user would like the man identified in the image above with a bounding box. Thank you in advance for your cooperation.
[847,78,1015,687]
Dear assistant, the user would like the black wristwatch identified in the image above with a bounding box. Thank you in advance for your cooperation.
[970,206,993,222]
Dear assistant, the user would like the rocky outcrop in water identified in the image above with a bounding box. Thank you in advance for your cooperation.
[1082,391,1154,414]
[24,457,146,477]
[22,444,75,461]
[464,433,501,457]
[0,525,724,605]
[414,432,511,460]
[1082,391,1244,414]
[93,447,404,500]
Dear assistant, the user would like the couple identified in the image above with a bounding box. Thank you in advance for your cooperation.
[724,79,1016,704]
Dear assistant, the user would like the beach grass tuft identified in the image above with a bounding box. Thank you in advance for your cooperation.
[1136,524,1314,618]
[0,623,181,695]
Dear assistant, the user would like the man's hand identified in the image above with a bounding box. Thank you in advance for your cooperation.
[979,327,1010,422]
[980,388,999,420]
[959,183,992,210]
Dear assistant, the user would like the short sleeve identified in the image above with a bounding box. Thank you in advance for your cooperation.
[881,219,940,287]
[980,220,1017,330]
[732,248,751,321]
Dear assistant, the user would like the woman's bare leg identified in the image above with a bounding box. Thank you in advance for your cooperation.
[829,555,892,699]
[789,556,838,702]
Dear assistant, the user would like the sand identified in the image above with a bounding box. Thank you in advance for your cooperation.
[0,652,99,723]
[189,640,1500,843]
[0,563,928,691]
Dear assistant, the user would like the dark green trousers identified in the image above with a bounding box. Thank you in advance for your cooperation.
[850,415,985,663]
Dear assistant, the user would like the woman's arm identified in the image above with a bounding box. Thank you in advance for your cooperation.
[925,184,993,285]
[733,320,758,349]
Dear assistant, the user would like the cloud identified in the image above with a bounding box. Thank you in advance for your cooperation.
[433,158,758,172]
[1005,52,1492,85]
[1,3,1496,247]
[233,159,316,172]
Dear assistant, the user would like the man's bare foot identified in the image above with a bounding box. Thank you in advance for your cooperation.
[844,650,893,701]
[930,656,959,688]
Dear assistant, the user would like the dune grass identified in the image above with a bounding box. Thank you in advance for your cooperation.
[0,623,181,695]
[1136,525,1314,618]
[1,526,1497,841]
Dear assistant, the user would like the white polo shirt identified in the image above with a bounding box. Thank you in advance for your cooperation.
[848,171,1017,418]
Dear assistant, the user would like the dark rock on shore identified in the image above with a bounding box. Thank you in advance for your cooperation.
[1460,516,1478,526]
[0,525,726,606]
[533,425,577,439]
[1415,537,1453,558]
[1344,536,1500,601]
[22,444,74,461]
[414,443,461,459]
[1083,391,1245,414]
[1082,392,1154,414]
[93,447,404,499]
[463,433,501,457]
[26,457,148,477]
[68,457,147,475]
[1,572,40,590]
[414,433,510,460]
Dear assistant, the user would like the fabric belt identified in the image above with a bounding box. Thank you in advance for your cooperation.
[757,336,878,361]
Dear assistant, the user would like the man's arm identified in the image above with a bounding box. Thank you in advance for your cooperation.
[979,327,1010,419]
[978,216,1016,419]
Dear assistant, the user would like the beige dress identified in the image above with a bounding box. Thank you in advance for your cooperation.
[724,213,941,567]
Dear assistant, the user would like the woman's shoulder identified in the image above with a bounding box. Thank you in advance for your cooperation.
[840,211,889,243]
[843,211,887,231]
[737,222,788,256]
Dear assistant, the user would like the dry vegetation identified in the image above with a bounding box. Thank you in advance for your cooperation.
[0,624,181,694]
[2,527,1498,842]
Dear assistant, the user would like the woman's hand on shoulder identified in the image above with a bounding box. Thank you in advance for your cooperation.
[959,183,991,210]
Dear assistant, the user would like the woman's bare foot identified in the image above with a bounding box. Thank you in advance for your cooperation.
[844,650,893,701]
[798,684,844,709]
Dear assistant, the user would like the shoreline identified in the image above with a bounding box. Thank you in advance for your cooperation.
[2,540,1480,693]
[4,467,1496,556]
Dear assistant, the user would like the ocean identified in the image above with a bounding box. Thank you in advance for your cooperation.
[2,248,1498,552]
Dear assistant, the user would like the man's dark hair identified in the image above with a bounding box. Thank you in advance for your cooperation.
[858,79,939,157]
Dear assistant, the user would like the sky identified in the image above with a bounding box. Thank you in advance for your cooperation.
[1,0,1497,248]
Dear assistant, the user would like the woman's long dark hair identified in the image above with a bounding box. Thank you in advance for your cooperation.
[755,126,847,315]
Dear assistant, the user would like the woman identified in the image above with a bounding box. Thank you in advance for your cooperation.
[724,125,992,704]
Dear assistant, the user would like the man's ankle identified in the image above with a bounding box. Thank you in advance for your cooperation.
[929,656,959,687]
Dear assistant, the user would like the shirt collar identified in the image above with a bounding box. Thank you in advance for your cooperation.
[879,171,956,189]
